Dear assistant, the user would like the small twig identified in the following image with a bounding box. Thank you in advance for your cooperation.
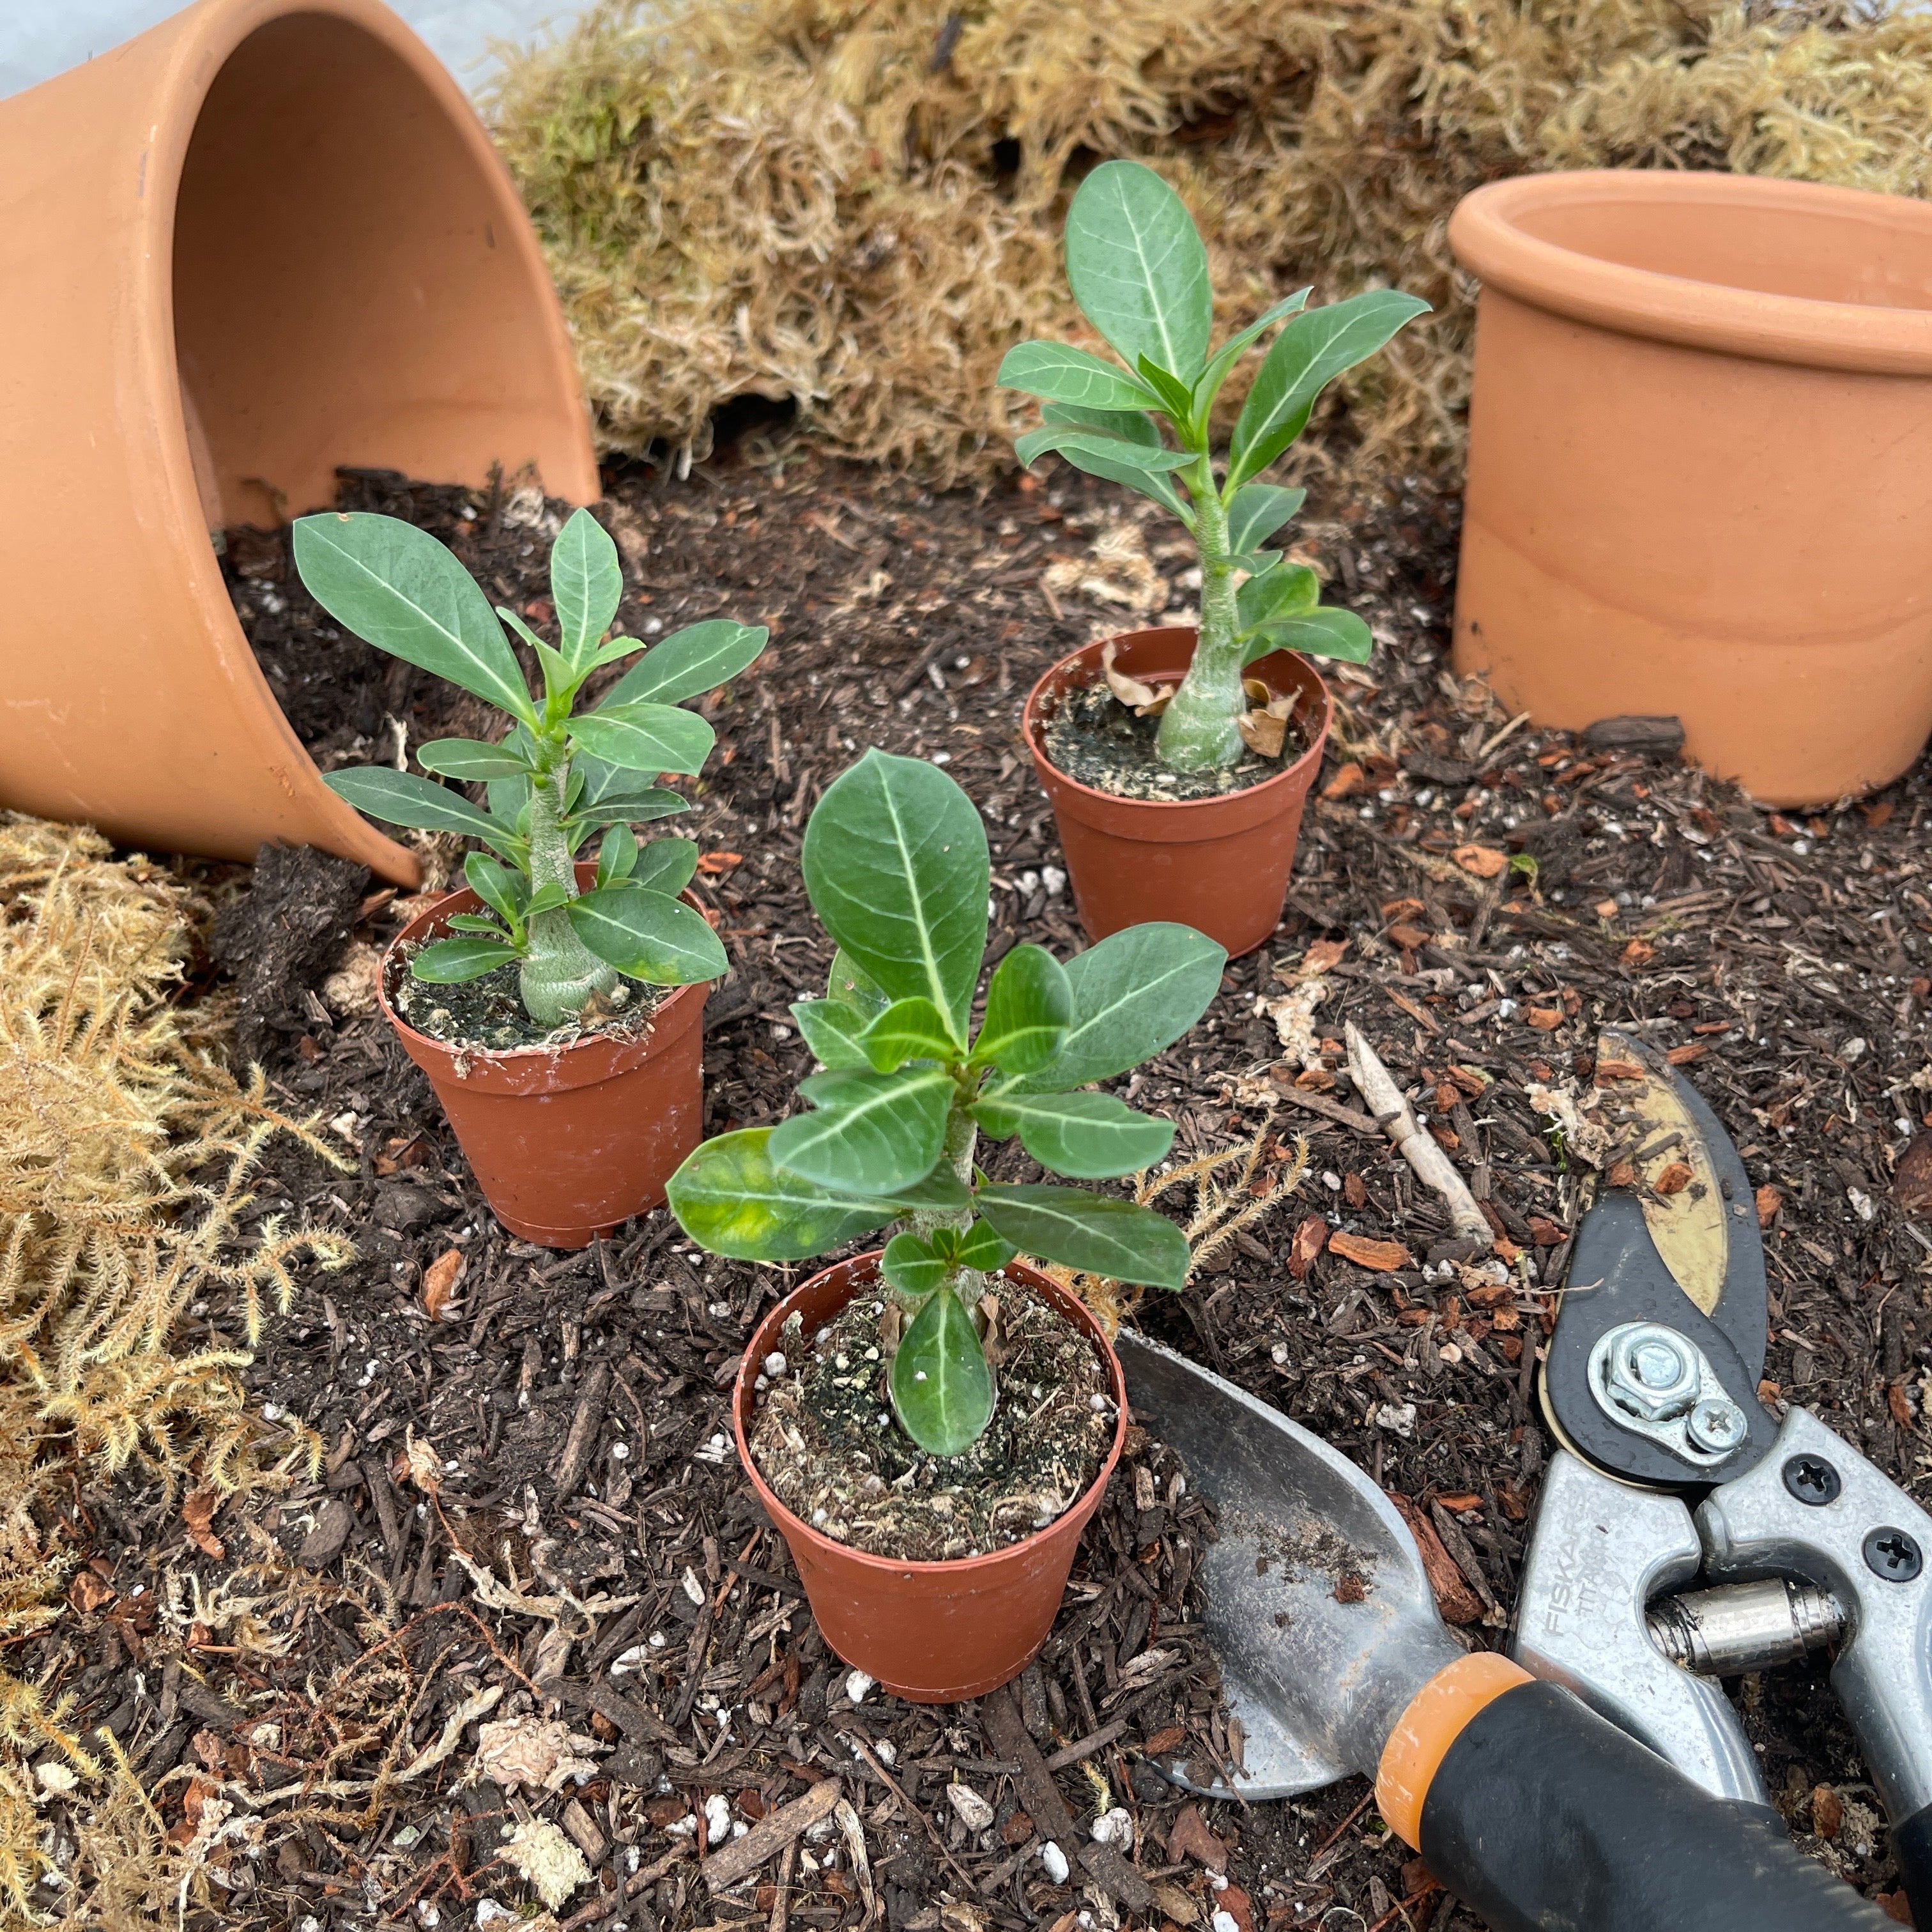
[1477,710,1532,761]
[840,1728,981,1894]
[1345,1024,1492,1248]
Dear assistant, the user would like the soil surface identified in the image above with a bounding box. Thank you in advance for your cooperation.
[36,445,1929,1932]
[751,1278,1112,1563]
[390,937,659,1052]
[1041,677,1304,802]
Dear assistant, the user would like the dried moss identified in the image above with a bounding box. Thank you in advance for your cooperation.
[488,0,1932,491]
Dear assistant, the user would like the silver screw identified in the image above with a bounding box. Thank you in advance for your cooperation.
[1687,1395,1748,1455]
[1604,1323,1700,1422]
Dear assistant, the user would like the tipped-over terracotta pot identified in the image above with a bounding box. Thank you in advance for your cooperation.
[1023,627,1331,958]
[1451,169,1932,806]
[737,1253,1126,1703]
[381,870,709,1248]
[0,0,599,885]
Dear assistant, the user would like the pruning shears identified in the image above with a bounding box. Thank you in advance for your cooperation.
[1522,1029,1932,1923]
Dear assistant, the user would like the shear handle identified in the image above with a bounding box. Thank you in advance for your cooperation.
[1413,1678,1892,1932]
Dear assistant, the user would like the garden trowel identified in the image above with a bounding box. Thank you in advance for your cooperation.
[1116,1329,1890,1932]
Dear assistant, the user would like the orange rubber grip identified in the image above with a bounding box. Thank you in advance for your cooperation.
[1375,1652,1534,1848]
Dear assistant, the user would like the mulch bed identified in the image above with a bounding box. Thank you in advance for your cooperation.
[41,447,1931,1930]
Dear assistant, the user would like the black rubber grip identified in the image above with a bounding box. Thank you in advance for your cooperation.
[1418,1681,1893,1932]
[1894,1798,1932,1930]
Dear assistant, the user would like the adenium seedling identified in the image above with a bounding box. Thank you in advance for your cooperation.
[293,507,766,1027]
[667,749,1225,1458]
[997,160,1429,774]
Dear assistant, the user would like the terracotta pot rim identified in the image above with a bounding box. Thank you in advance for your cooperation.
[1020,627,1331,817]
[1451,170,1932,376]
[733,1253,1128,1579]
[376,874,712,1070]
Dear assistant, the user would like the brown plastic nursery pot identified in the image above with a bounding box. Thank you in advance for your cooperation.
[379,869,708,1248]
[1023,628,1331,958]
[1450,169,1932,806]
[735,1253,1128,1703]
[0,0,599,884]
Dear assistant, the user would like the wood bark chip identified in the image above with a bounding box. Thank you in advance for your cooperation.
[551,1361,611,1497]
[700,1775,841,1889]
[1166,1802,1230,1873]
[981,1688,1152,1911]
[1895,1132,1932,1216]
[1327,1232,1412,1273]
[1384,1492,1483,1625]
[1345,1024,1492,1248]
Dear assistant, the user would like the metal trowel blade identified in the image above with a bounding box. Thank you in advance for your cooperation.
[1117,1330,1464,1800]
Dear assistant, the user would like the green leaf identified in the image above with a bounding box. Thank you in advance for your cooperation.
[1243,607,1375,666]
[444,914,510,937]
[1229,289,1432,488]
[324,766,510,850]
[564,788,689,837]
[1194,288,1312,418]
[567,700,715,777]
[880,1230,947,1300]
[1135,355,1200,436]
[972,944,1070,1075]
[292,512,535,724]
[972,1089,1175,1179]
[668,1128,892,1262]
[768,1066,954,1195]
[497,606,577,710]
[802,751,988,1040]
[791,998,873,1071]
[890,1284,995,1457]
[954,1217,1018,1273]
[997,341,1160,413]
[1237,561,1319,635]
[409,935,517,983]
[825,948,893,1025]
[417,735,534,781]
[551,507,624,670]
[599,619,769,708]
[976,1185,1191,1287]
[630,836,699,896]
[1226,484,1308,558]
[595,822,638,888]
[566,884,728,985]
[859,998,962,1073]
[875,1164,972,1216]
[1015,425,1195,473]
[464,852,525,928]
[1035,405,1193,525]
[1021,923,1226,1091]
[524,882,569,918]
[1065,159,1212,381]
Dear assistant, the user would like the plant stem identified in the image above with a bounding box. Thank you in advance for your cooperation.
[910,1098,987,1307]
[518,761,618,1027]
[1154,452,1246,772]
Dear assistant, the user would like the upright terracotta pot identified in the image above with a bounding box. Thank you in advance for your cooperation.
[1450,170,1932,806]
[0,0,599,885]
[380,871,708,1248]
[737,1254,1127,1703]
[1023,627,1331,958]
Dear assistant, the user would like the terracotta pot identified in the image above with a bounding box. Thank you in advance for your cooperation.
[1450,169,1932,806]
[380,868,709,1248]
[0,0,599,885]
[1022,627,1331,957]
[736,1253,1127,1703]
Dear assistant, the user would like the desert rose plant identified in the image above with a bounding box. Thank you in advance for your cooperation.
[666,749,1226,1455]
[999,160,1429,770]
[295,507,765,1026]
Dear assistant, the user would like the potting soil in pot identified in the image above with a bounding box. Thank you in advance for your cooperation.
[390,946,661,1052]
[1042,678,1308,801]
[750,1276,1112,1562]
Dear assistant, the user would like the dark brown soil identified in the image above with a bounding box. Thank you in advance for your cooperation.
[389,934,660,1051]
[38,445,1927,1932]
[1042,676,1308,801]
[750,1278,1112,1563]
